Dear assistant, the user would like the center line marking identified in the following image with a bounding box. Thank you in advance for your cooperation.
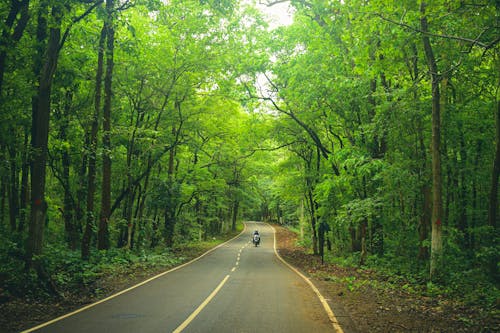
[173,275,230,333]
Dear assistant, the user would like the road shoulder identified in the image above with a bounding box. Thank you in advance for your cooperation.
[272,224,498,333]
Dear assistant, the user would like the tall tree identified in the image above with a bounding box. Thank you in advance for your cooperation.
[420,1,443,281]
[82,23,106,259]
[26,0,103,265]
[26,1,63,273]
[487,50,499,278]
[98,0,116,250]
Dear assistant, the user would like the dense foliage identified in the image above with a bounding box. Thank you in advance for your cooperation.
[257,0,499,305]
[0,0,498,308]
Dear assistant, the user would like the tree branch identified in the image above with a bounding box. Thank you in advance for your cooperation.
[374,13,491,49]
[259,0,290,6]
[60,0,104,51]
[110,144,174,215]
[251,74,332,160]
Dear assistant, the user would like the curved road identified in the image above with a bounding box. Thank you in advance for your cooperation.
[24,222,338,333]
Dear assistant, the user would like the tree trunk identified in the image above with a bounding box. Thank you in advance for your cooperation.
[0,176,5,226]
[471,140,482,250]
[409,41,431,261]
[418,184,432,260]
[130,184,143,249]
[123,96,143,248]
[98,0,115,250]
[164,206,175,247]
[487,92,500,279]
[487,83,499,231]
[136,155,152,249]
[307,188,318,255]
[60,90,79,250]
[360,219,367,266]
[231,199,239,231]
[421,1,443,281]
[458,123,469,249]
[164,139,177,247]
[18,129,29,232]
[26,3,62,272]
[299,198,305,240]
[150,208,159,249]
[124,185,136,249]
[8,146,19,231]
[82,23,106,260]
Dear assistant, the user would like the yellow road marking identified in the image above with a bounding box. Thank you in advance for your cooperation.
[173,275,230,333]
[20,225,247,333]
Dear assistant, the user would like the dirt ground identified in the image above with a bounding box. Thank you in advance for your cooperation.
[273,225,500,333]
[1,227,499,333]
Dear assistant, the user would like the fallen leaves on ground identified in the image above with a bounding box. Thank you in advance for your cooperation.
[273,224,499,333]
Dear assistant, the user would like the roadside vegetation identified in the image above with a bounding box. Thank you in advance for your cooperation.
[276,225,499,332]
[0,226,242,332]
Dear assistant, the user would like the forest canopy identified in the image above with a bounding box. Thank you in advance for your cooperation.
[0,0,498,306]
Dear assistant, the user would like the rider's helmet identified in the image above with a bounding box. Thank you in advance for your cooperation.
[254,230,259,234]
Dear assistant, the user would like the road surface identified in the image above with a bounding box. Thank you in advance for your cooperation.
[24,222,338,333]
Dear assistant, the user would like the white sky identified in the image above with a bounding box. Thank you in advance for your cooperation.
[249,1,295,28]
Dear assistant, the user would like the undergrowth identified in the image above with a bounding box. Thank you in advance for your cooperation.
[322,251,500,311]
[0,226,242,302]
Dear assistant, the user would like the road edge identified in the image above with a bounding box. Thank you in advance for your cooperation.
[21,224,247,333]
[270,224,345,333]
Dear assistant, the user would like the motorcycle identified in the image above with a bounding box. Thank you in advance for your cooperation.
[252,234,260,247]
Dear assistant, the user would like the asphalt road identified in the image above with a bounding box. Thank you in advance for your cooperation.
[24,222,337,333]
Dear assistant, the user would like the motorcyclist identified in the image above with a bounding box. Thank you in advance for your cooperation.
[252,230,261,246]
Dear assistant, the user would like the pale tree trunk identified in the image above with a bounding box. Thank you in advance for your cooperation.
[98,0,115,250]
[421,1,443,281]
